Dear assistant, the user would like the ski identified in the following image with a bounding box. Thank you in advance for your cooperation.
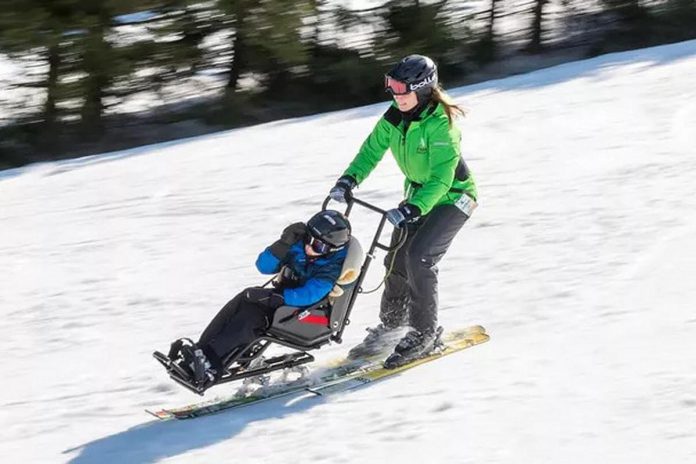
[146,381,311,420]
[145,351,386,420]
[146,353,384,420]
[146,325,488,420]
[307,325,489,395]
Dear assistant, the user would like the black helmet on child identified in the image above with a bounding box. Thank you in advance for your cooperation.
[385,54,438,102]
[307,210,351,252]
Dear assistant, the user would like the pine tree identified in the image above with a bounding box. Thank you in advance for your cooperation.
[0,0,211,131]
[529,0,549,51]
[73,0,211,131]
[376,1,459,69]
[217,0,315,95]
[0,0,80,128]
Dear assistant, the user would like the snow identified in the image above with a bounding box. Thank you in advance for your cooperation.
[2,39,696,463]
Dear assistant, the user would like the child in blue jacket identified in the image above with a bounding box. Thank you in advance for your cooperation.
[172,210,351,387]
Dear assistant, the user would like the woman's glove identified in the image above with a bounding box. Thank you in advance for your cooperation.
[385,204,421,228]
[269,222,308,260]
[329,176,357,203]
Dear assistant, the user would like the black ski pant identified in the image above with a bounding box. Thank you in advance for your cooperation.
[380,204,469,334]
[197,287,279,370]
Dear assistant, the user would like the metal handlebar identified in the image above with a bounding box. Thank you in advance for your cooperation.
[321,195,406,253]
[322,195,388,216]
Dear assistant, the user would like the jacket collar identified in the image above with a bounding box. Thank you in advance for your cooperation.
[398,101,439,132]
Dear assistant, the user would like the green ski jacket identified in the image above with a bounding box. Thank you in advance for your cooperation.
[343,102,477,216]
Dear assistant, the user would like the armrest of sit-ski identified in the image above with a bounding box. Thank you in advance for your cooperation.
[328,237,364,300]
[329,268,360,298]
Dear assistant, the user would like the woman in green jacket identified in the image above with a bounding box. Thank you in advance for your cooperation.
[329,54,478,368]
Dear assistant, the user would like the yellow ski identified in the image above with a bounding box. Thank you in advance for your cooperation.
[307,325,489,395]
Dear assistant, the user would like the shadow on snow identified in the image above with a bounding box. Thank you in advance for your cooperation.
[64,389,332,464]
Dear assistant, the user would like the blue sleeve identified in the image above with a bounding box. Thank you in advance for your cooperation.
[283,278,335,307]
[255,248,282,275]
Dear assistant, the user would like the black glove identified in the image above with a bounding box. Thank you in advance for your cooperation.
[385,203,421,228]
[244,287,285,308]
[329,176,357,203]
[269,222,308,260]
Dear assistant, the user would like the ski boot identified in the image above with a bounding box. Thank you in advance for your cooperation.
[163,338,196,380]
[347,323,404,360]
[383,326,445,369]
[180,343,218,389]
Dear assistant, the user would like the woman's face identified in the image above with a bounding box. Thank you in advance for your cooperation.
[393,91,419,112]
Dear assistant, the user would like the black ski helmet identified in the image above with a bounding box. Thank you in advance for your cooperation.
[385,54,438,103]
[307,210,351,249]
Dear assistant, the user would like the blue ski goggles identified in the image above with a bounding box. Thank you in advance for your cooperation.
[308,236,333,255]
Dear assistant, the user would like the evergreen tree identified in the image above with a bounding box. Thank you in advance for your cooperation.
[0,0,210,131]
[72,0,210,131]
[0,0,80,128]
[376,1,460,74]
[217,0,315,95]
[529,0,549,51]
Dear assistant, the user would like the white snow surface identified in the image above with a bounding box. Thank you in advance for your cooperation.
[2,40,696,464]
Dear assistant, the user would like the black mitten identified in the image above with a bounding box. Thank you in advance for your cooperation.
[269,222,308,260]
[244,287,285,308]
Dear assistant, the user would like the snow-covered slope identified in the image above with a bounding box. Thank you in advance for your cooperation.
[2,40,696,464]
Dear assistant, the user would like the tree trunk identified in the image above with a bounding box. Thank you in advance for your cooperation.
[44,42,60,129]
[227,31,246,92]
[309,0,321,46]
[227,5,249,93]
[529,0,547,52]
[487,0,498,41]
[80,17,110,132]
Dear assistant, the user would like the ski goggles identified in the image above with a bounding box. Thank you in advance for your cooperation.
[308,236,333,255]
[384,75,410,95]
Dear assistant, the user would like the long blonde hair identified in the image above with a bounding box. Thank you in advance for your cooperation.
[432,85,467,124]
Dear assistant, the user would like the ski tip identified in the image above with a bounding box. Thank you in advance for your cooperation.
[447,325,487,339]
[145,409,173,420]
[469,325,486,334]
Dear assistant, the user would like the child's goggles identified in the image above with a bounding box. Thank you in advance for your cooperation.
[308,236,333,255]
[384,75,410,95]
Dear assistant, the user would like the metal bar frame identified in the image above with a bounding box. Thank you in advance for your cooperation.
[323,196,407,343]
